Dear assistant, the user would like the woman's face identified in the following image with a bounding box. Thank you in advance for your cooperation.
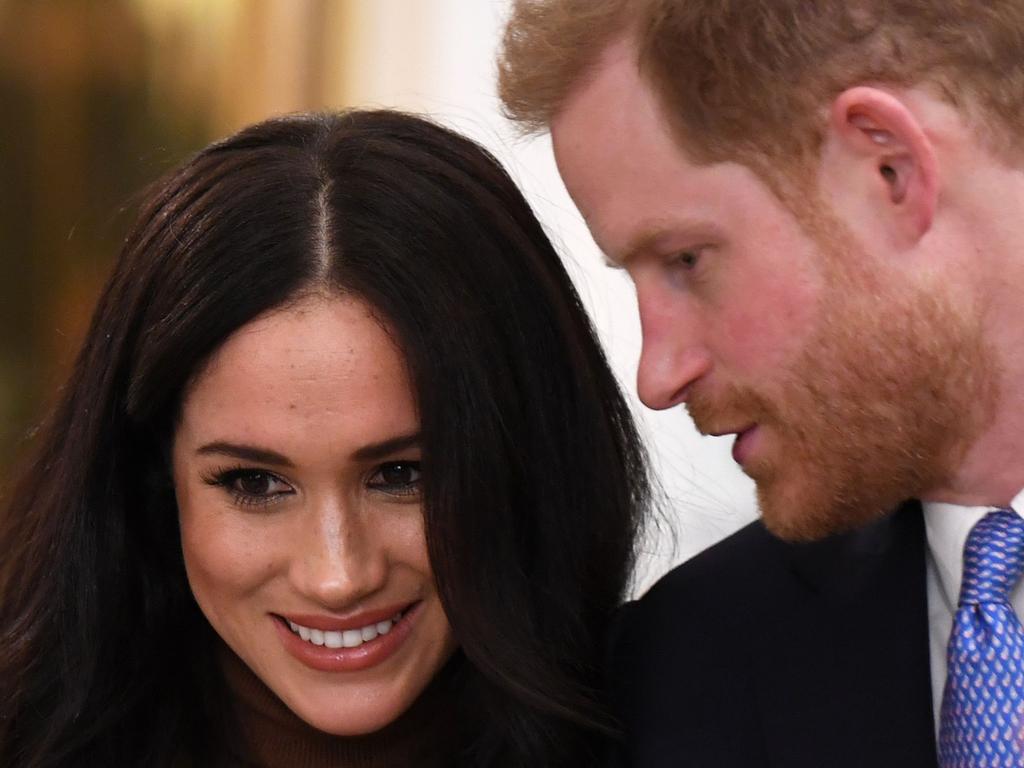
[172,294,456,736]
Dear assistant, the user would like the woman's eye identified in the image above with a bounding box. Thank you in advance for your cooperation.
[369,462,422,498]
[208,469,293,507]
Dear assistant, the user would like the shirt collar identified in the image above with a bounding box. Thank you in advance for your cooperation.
[923,489,1024,611]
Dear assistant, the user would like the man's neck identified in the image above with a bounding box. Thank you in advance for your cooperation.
[925,292,1024,508]
[921,144,1024,508]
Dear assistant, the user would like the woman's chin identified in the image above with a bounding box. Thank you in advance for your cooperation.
[298,704,406,737]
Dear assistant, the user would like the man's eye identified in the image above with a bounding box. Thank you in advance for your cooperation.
[369,462,422,498]
[673,250,701,269]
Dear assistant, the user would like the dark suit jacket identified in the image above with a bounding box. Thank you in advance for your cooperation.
[609,501,938,767]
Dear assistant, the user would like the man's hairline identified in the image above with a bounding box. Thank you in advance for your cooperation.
[546,78,829,265]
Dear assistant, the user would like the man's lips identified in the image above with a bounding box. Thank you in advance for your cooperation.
[700,423,759,465]
[730,425,758,466]
[702,423,755,440]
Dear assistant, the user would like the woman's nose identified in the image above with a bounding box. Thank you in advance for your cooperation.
[290,497,389,610]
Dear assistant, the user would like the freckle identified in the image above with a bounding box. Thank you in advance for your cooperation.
[289,402,297,410]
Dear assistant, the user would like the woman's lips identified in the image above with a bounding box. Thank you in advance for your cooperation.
[274,601,422,673]
[282,604,412,632]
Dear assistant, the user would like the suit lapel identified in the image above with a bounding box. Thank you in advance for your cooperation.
[754,502,938,767]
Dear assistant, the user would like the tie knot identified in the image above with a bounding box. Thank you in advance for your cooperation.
[959,508,1024,606]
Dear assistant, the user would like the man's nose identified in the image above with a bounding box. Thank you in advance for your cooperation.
[635,289,711,410]
[291,497,389,610]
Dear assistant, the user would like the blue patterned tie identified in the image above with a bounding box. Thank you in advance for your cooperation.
[939,509,1024,767]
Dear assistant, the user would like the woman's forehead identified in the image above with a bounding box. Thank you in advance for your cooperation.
[175,295,416,460]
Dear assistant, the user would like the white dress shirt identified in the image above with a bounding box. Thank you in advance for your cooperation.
[923,489,1024,738]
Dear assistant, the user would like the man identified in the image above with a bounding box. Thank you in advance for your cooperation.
[499,1,1024,766]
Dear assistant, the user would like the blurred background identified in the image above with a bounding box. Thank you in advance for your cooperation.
[0,0,756,594]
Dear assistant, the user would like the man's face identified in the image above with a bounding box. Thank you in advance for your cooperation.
[551,39,993,540]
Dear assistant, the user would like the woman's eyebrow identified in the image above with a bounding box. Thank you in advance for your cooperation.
[196,442,294,467]
[195,433,421,465]
[352,433,421,461]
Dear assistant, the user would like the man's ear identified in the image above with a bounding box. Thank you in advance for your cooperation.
[820,86,938,247]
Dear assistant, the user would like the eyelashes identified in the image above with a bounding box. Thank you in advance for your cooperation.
[367,462,422,497]
[202,466,293,508]
[201,461,423,509]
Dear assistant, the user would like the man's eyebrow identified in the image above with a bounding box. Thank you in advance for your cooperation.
[604,218,718,270]
[603,223,675,270]
[196,442,294,467]
[352,433,421,462]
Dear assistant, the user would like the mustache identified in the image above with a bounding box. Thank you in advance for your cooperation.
[685,384,777,435]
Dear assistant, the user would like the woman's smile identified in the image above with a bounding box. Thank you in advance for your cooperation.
[273,602,422,672]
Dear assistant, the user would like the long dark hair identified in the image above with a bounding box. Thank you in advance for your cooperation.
[0,110,649,767]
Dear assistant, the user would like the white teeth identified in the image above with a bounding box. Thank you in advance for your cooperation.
[324,631,343,649]
[342,629,362,647]
[286,610,406,649]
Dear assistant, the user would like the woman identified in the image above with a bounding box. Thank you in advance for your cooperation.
[0,110,649,767]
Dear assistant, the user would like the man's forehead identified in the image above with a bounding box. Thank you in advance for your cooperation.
[551,35,647,148]
[551,39,692,252]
